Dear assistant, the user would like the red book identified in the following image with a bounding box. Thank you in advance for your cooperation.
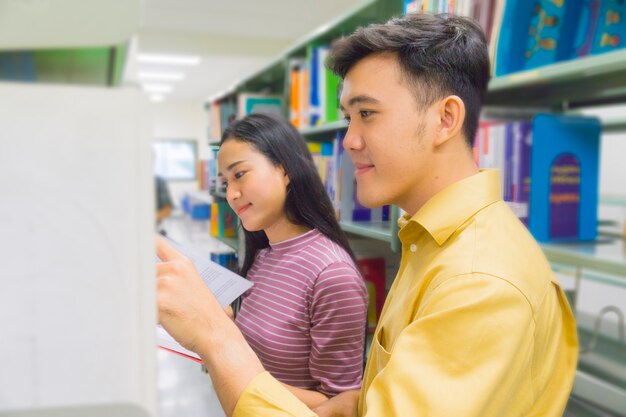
[357,258,386,333]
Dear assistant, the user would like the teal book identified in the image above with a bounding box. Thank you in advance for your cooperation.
[529,114,601,242]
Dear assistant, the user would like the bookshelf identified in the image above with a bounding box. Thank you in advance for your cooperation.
[601,117,626,134]
[206,0,402,103]
[486,25,626,414]
[211,190,227,199]
[299,120,349,139]
[206,0,405,252]
[205,1,626,416]
[487,49,626,108]
[216,235,239,251]
[543,239,626,283]
[204,2,626,415]
[340,220,393,242]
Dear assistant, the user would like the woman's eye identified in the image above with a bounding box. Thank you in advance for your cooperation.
[234,171,246,179]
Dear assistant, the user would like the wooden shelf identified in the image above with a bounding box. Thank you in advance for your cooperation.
[541,238,626,278]
[299,120,348,138]
[572,326,626,415]
[600,194,626,207]
[601,117,626,134]
[206,0,402,103]
[216,235,238,251]
[487,49,626,108]
[340,220,393,242]
[209,190,227,199]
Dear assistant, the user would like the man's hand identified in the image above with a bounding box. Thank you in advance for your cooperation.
[156,235,265,416]
[312,389,360,417]
[225,305,235,320]
[156,235,224,353]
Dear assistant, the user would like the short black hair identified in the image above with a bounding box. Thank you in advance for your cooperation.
[221,112,355,277]
[328,13,490,146]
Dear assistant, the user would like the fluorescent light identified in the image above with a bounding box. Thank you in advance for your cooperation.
[138,71,185,81]
[141,83,173,93]
[138,53,201,66]
[149,94,164,102]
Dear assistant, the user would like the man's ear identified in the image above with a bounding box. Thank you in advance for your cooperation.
[434,95,465,147]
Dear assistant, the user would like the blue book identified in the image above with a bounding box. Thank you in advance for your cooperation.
[576,0,626,57]
[496,0,587,75]
[529,114,601,242]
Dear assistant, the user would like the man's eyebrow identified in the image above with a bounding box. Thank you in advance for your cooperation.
[217,160,245,176]
[340,95,380,111]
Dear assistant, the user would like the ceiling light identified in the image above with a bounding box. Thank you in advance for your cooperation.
[138,71,185,81]
[149,94,164,102]
[141,83,173,93]
[138,53,201,66]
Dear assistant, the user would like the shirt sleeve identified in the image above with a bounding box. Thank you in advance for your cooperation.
[233,372,318,417]
[309,262,368,396]
[362,273,536,417]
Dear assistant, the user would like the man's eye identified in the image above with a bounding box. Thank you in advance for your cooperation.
[343,115,351,125]
[360,110,372,118]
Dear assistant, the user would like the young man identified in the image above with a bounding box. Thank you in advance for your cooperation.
[156,13,578,417]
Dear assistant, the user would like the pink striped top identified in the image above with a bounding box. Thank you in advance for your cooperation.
[235,229,368,397]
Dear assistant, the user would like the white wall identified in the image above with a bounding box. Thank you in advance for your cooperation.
[150,99,211,207]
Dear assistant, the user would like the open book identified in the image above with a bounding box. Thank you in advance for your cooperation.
[156,236,252,361]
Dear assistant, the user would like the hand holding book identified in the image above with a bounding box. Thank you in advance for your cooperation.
[155,235,252,360]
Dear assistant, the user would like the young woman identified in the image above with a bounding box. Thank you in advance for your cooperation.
[217,112,368,408]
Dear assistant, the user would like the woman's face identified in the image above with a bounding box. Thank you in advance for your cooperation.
[217,139,291,236]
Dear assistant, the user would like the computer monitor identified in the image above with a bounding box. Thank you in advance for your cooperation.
[0,83,156,416]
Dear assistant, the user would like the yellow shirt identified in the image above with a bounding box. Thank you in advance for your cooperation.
[234,169,579,417]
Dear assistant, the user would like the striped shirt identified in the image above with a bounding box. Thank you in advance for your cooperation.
[235,229,368,397]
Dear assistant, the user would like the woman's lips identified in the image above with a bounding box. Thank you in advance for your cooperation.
[236,203,251,216]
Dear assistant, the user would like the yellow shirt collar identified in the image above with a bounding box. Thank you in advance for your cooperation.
[399,169,502,246]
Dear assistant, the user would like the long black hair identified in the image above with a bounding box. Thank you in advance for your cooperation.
[221,112,355,277]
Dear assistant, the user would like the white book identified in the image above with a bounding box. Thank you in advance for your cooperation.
[155,236,253,361]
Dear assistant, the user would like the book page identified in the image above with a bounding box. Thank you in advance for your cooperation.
[156,236,252,359]
[156,235,252,308]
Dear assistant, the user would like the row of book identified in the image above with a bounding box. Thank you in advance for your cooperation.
[207,94,284,141]
[404,0,626,76]
[207,42,343,136]
[204,112,600,246]
[210,201,238,239]
[289,45,343,128]
[307,132,391,225]
[209,0,625,142]
[474,113,601,242]
[404,0,499,43]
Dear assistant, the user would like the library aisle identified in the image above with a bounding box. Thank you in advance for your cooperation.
[157,212,231,417]
[157,350,224,417]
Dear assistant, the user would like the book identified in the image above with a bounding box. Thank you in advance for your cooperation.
[494,0,626,76]
[529,114,601,242]
[357,257,386,333]
[474,114,600,241]
[155,236,253,361]
[237,93,283,118]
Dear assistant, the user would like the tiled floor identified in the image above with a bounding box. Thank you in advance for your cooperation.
[158,349,225,417]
